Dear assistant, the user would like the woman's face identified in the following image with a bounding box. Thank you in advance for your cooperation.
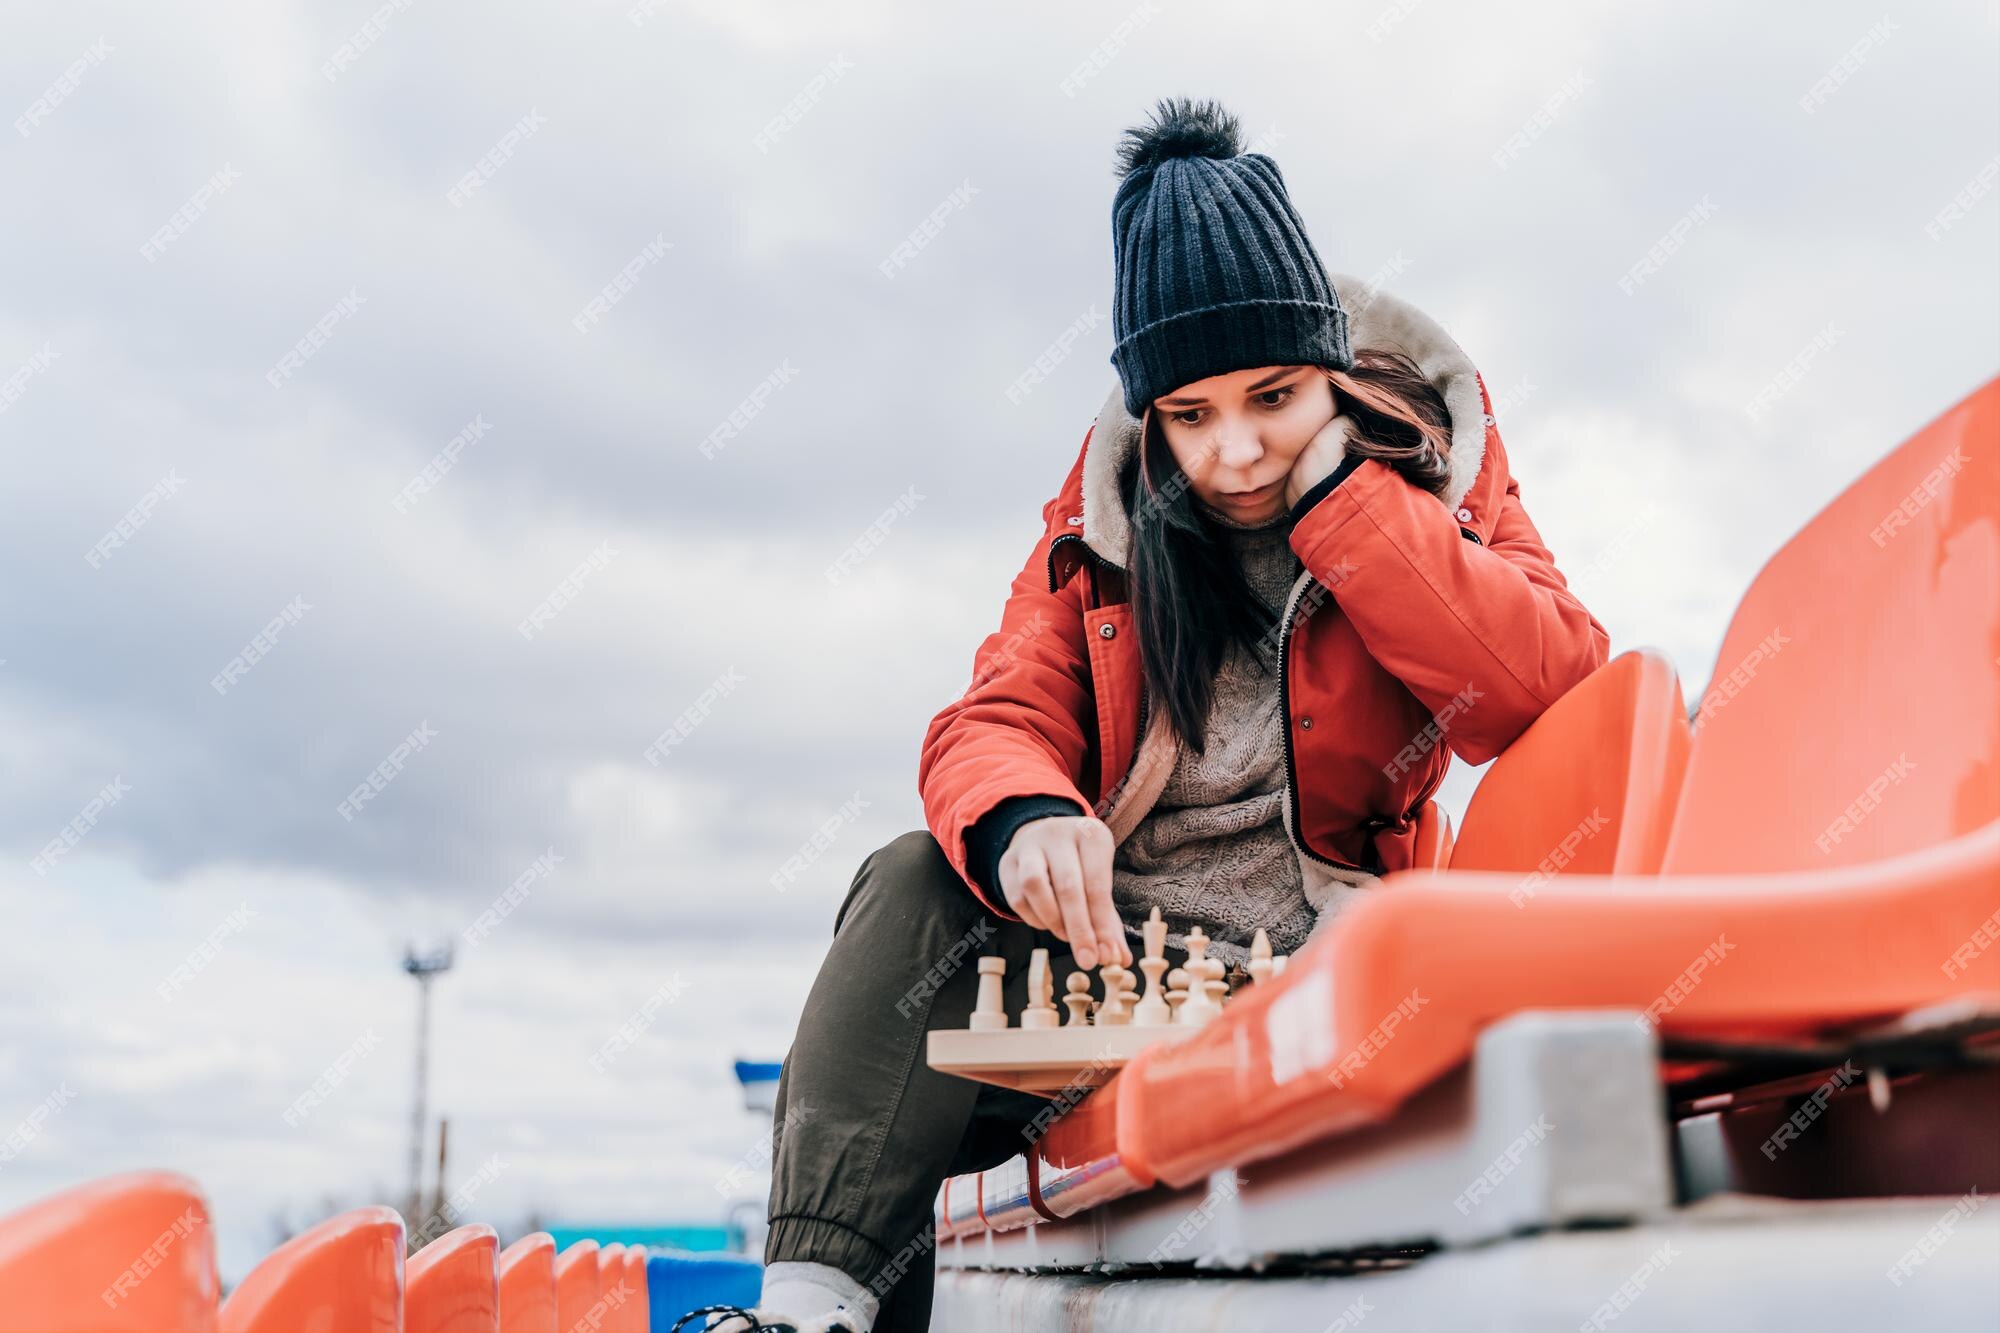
[1152,364,1337,524]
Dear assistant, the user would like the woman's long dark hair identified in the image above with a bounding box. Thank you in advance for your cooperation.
[1122,350,1454,756]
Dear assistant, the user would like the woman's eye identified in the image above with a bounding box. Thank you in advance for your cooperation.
[1171,388,1286,426]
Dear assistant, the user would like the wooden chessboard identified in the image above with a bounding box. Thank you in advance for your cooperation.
[925,1023,1195,1095]
[922,911,1286,1097]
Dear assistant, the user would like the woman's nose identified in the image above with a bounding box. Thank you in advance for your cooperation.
[1213,433,1264,469]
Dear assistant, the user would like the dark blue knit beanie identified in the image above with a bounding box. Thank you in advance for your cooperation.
[1109,97,1353,417]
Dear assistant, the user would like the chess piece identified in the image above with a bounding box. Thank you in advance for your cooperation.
[1202,947,1230,1006]
[1202,967,1229,1012]
[1022,948,1058,1029]
[1272,954,1289,978]
[1117,963,1141,1013]
[1133,907,1172,1027]
[1165,965,1190,1020]
[1178,928,1222,1027]
[1062,971,1094,1027]
[1247,929,1274,988]
[970,956,1008,1030]
[1097,962,1136,1025]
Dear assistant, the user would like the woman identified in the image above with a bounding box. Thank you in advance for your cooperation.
[682,96,1609,1333]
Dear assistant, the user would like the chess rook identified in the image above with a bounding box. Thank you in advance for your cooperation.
[969,955,1009,1030]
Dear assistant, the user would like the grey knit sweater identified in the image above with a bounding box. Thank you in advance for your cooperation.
[1109,505,1319,960]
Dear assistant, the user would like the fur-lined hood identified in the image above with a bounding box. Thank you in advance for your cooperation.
[1078,272,1494,569]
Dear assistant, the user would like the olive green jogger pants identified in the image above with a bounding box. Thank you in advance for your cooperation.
[762,828,1085,1332]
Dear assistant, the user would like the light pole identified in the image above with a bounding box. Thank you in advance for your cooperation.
[403,943,454,1222]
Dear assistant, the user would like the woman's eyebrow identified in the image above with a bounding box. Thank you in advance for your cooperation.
[1156,366,1307,408]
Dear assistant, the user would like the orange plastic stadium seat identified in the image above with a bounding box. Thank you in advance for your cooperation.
[1041,373,2000,1203]
[496,1232,558,1333]
[1660,395,1999,873]
[621,1248,649,1333]
[407,1224,499,1333]
[219,1206,403,1333]
[593,1243,636,1333]
[1035,1067,1145,1219]
[1408,797,1455,870]
[0,1171,220,1331]
[552,1240,599,1333]
[1450,648,1691,875]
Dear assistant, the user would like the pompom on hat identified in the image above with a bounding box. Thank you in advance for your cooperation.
[1108,96,1353,417]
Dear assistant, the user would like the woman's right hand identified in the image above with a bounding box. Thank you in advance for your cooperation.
[997,815,1131,971]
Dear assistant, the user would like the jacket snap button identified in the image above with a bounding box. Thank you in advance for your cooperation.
[1099,623,1116,639]
[1067,515,1083,526]
[1456,506,1473,522]
[1299,715,1313,730]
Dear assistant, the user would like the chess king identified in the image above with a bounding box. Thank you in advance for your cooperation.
[680,96,1608,1333]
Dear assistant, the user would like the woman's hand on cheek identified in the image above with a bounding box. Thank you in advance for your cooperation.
[1283,413,1355,511]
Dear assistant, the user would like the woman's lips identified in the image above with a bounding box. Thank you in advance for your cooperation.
[1218,479,1281,504]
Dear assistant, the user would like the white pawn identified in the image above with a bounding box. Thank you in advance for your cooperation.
[1272,954,1290,978]
[970,956,1008,1030]
[1198,946,1228,1010]
[1062,971,1094,1027]
[1022,948,1058,1029]
[1097,961,1136,1026]
[1164,966,1190,1021]
[1133,907,1172,1027]
[1247,929,1274,988]
[1202,965,1229,1012]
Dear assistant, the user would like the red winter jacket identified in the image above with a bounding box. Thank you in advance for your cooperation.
[919,274,1611,920]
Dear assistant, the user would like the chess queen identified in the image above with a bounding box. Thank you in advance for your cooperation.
[704,97,1609,1333]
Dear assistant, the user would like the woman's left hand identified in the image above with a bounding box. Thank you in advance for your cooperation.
[1283,413,1357,511]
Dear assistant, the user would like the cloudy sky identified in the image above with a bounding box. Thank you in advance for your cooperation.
[2,0,1995,1285]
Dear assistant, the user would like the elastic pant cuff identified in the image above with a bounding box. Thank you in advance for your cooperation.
[766,1212,893,1293]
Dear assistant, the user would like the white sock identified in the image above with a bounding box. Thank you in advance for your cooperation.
[759,1260,880,1331]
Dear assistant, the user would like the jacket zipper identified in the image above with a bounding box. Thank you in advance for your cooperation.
[1131,678,1150,795]
[1045,531,1086,594]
